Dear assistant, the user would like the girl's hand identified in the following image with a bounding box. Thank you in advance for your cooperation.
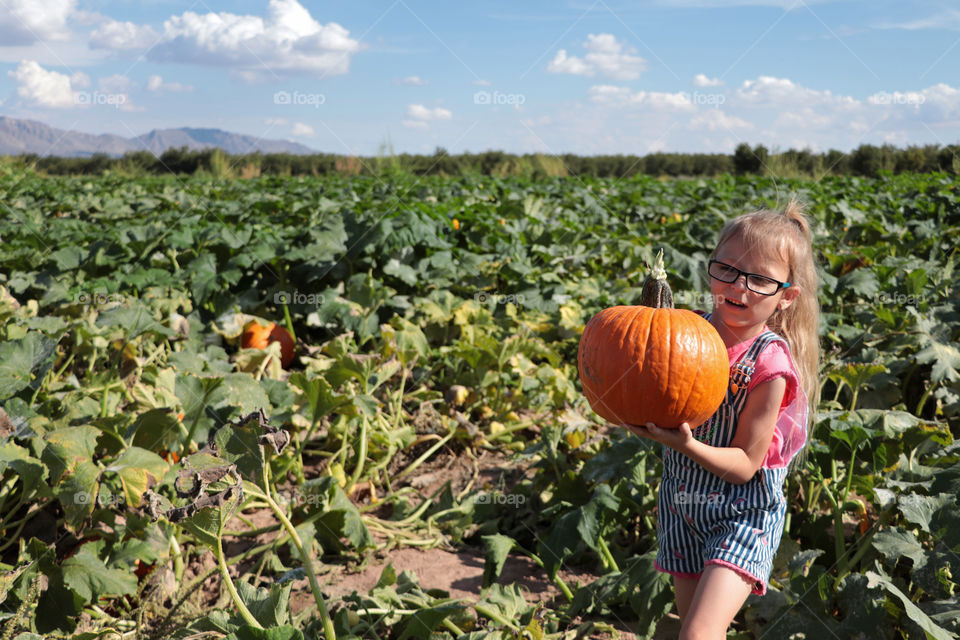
[622,422,694,451]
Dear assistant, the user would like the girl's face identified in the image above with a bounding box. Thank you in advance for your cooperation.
[709,235,799,345]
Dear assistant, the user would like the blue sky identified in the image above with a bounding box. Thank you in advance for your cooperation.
[0,0,958,155]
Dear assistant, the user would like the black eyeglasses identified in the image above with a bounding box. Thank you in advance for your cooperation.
[708,259,791,296]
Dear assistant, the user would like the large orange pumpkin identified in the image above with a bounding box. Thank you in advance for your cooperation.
[577,252,728,429]
[242,321,295,369]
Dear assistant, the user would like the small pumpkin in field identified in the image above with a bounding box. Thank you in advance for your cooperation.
[242,321,295,368]
[577,250,728,429]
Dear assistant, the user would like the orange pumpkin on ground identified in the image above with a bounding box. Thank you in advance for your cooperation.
[242,321,295,368]
[577,251,728,429]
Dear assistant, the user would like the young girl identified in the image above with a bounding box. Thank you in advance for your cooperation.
[625,200,819,639]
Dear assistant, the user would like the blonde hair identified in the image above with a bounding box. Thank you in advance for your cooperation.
[712,199,820,436]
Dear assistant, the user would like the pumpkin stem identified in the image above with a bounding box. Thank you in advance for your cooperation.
[641,249,674,309]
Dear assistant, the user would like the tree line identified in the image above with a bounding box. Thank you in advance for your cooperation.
[4,142,959,178]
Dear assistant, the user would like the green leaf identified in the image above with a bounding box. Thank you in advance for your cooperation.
[235,579,291,627]
[397,603,464,640]
[221,373,272,415]
[865,570,954,640]
[62,540,137,602]
[481,534,515,588]
[225,626,304,640]
[898,493,954,532]
[0,332,58,399]
[57,460,101,532]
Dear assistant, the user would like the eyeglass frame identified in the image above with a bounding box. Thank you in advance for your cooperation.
[707,259,791,296]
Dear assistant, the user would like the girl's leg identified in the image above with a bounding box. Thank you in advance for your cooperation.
[673,575,699,621]
[679,564,753,640]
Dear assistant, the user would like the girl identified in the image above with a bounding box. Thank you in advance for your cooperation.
[625,200,819,639]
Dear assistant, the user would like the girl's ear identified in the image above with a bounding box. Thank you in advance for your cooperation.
[779,285,800,311]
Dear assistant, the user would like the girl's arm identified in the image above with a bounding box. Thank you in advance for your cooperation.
[624,377,786,485]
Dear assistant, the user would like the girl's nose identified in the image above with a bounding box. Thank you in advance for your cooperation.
[728,273,749,291]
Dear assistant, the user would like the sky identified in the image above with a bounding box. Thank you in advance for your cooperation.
[0,0,958,156]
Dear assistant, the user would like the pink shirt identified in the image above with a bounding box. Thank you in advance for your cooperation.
[725,330,807,468]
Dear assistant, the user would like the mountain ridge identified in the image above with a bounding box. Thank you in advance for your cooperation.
[0,117,317,157]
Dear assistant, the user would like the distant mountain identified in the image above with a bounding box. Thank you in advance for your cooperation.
[0,117,316,157]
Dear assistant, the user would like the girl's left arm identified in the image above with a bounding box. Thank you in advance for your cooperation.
[625,377,786,484]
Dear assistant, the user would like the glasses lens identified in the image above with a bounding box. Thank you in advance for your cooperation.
[709,261,739,282]
[746,276,779,295]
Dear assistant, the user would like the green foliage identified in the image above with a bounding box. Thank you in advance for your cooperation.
[0,170,957,638]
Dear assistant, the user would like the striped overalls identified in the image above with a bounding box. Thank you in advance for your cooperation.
[655,327,790,595]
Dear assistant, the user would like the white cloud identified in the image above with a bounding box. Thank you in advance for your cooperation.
[71,71,90,88]
[693,73,722,87]
[688,110,752,131]
[8,60,75,108]
[292,122,314,136]
[473,79,492,86]
[92,0,360,78]
[146,74,193,92]
[734,76,859,111]
[395,75,428,86]
[7,61,141,111]
[89,19,158,50]
[407,104,452,120]
[265,117,288,126]
[548,34,645,80]
[588,85,695,111]
[874,9,960,31]
[0,0,75,46]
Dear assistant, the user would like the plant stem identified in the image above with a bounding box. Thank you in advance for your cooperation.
[474,603,518,630]
[596,535,620,573]
[215,527,262,629]
[255,461,337,640]
[347,414,369,492]
[820,479,846,576]
[394,430,454,481]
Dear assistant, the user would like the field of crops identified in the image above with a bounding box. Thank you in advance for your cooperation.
[0,167,958,639]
